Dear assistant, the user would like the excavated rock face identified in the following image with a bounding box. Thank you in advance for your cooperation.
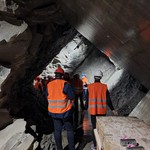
[0,2,148,147]
[0,0,77,135]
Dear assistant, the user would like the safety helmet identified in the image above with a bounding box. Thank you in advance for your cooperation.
[94,70,103,78]
[55,67,64,75]
[82,73,86,77]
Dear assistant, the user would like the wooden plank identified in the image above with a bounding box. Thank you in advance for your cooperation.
[96,117,150,150]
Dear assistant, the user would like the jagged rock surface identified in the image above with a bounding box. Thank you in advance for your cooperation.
[0,0,76,143]
[0,0,148,149]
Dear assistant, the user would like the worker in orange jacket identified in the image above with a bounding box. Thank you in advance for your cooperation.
[85,70,117,150]
[81,73,88,102]
[47,67,75,150]
[34,76,44,94]
[70,74,85,128]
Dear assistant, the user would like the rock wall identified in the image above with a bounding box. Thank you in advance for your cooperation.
[0,119,33,150]
[0,0,149,149]
[130,91,150,125]
[73,49,146,116]
[0,66,10,91]
[0,0,78,148]
[41,34,93,77]
[109,70,146,115]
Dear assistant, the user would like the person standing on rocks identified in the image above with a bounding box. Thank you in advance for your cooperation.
[47,67,75,150]
[85,70,118,150]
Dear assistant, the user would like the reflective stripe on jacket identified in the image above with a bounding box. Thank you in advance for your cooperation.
[47,79,73,114]
[88,82,107,115]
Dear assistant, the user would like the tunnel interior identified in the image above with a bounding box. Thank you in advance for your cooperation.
[0,0,150,149]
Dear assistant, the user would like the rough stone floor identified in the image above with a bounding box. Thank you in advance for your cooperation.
[62,110,93,150]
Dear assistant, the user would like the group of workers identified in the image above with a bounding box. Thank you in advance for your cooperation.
[34,66,117,150]
[34,75,52,99]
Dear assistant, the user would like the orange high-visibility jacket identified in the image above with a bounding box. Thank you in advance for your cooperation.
[34,81,39,90]
[47,79,73,114]
[82,77,88,85]
[71,78,83,94]
[88,82,107,115]
[34,81,43,92]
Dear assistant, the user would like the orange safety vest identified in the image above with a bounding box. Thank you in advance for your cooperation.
[34,81,43,91]
[82,77,88,85]
[71,78,83,94]
[47,79,73,114]
[88,82,107,115]
[34,81,41,90]
[34,81,39,90]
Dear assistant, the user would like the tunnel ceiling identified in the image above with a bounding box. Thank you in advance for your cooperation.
[59,0,150,89]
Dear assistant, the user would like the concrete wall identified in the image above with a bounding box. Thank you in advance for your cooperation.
[130,91,150,125]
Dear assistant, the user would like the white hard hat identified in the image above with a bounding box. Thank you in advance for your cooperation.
[94,70,103,77]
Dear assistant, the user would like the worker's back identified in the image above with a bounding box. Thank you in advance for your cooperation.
[71,78,83,94]
[88,82,107,115]
[47,79,73,114]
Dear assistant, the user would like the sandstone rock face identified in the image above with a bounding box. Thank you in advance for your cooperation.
[0,26,31,67]
[0,108,13,130]
[0,0,76,146]
[41,34,93,77]
[0,119,27,149]
[0,66,10,91]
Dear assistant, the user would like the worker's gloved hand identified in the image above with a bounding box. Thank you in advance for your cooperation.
[112,110,118,116]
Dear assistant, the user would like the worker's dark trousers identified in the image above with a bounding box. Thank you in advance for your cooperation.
[52,117,75,150]
[91,114,106,147]
[83,88,88,101]
[75,93,85,110]
[74,93,85,128]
